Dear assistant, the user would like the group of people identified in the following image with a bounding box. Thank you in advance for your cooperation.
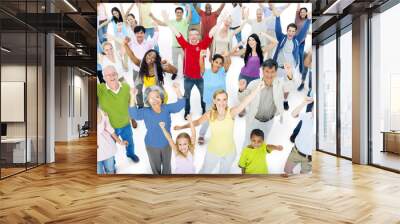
[97,3,314,175]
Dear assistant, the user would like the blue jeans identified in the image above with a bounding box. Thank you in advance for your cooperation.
[97,156,115,174]
[114,124,135,158]
[238,74,259,87]
[184,77,205,115]
[145,27,159,52]
[298,41,305,74]
[98,20,108,44]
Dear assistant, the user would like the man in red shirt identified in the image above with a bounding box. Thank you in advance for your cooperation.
[164,10,223,118]
[194,3,225,39]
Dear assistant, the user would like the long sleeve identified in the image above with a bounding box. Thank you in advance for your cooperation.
[129,106,145,120]
[176,34,189,49]
[275,16,284,42]
[199,34,213,49]
[296,19,311,43]
[165,98,185,113]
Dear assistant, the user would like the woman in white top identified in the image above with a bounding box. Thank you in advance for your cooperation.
[98,42,129,84]
[210,12,248,62]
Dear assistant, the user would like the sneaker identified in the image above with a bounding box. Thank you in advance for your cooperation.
[171,73,177,80]
[297,82,305,91]
[283,101,289,111]
[128,155,140,163]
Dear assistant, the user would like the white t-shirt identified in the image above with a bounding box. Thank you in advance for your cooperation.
[295,112,315,156]
[231,5,242,28]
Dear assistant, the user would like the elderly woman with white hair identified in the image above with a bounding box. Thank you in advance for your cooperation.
[128,83,185,175]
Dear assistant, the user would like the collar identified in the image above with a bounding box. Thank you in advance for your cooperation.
[106,81,122,94]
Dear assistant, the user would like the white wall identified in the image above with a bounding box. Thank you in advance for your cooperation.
[54,67,89,141]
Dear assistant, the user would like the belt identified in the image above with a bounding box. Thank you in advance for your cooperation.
[294,146,312,161]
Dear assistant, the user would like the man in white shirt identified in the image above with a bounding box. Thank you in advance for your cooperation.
[284,96,314,175]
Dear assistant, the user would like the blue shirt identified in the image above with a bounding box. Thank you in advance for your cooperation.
[183,3,201,25]
[129,98,185,148]
[203,67,226,107]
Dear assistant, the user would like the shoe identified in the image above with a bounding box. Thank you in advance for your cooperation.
[171,73,177,80]
[297,82,305,91]
[131,119,138,129]
[283,101,289,111]
[239,109,246,117]
[198,137,205,145]
[128,155,140,163]
[184,112,189,120]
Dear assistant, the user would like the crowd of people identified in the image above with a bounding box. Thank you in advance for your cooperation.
[97,3,314,175]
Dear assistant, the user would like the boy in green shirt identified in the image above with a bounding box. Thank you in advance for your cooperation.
[239,129,283,174]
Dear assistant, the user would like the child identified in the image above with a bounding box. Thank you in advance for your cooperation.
[159,114,196,174]
[97,108,128,174]
[238,129,283,174]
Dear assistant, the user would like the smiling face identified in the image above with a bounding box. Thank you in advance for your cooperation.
[213,92,228,112]
[188,30,200,45]
[176,137,190,154]
[250,135,264,149]
[211,57,223,72]
[175,9,184,20]
[145,51,156,65]
[205,4,212,14]
[262,66,277,85]
[299,8,307,19]
[127,15,136,26]
[103,66,119,86]
[135,30,145,43]
[256,8,263,20]
[102,43,113,56]
[247,37,257,49]
[112,10,120,19]
[147,90,162,108]
[287,27,297,39]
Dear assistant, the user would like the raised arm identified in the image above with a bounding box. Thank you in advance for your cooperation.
[215,3,225,15]
[149,12,168,26]
[125,3,135,17]
[261,31,278,54]
[123,37,141,66]
[159,122,177,151]
[223,51,231,72]
[174,112,210,130]
[199,50,206,75]
[266,144,283,151]
[274,16,284,42]
[231,82,265,117]
[187,114,196,145]
[161,60,178,74]
[292,97,314,118]
[296,11,312,42]
[208,12,226,37]
[186,4,192,25]
[193,3,203,15]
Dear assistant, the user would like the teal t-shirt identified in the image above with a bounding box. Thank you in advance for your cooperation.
[203,67,226,107]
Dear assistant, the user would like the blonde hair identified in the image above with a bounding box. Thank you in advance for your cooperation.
[210,89,229,121]
[175,133,195,157]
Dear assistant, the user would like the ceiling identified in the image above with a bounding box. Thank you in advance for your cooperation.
[0,0,97,73]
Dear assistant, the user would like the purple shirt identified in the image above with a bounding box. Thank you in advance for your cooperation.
[240,56,261,78]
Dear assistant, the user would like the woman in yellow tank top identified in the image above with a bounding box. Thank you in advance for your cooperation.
[174,82,266,174]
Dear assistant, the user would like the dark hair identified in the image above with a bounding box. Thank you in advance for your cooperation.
[175,7,184,13]
[127,13,135,19]
[134,25,146,34]
[212,54,224,64]
[244,33,263,67]
[250,129,264,140]
[287,23,297,31]
[299,8,308,19]
[139,49,165,86]
[261,59,278,71]
[111,7,123,23]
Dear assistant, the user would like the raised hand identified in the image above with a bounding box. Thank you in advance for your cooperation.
[124,36,131,45]
[200,50,207,58]
[276,145,284,151]
[238,79,247,92]
[186,114,192,122]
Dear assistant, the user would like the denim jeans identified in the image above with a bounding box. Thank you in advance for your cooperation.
[98,21,108,44]
[97,156,115,174]
[114,124,135,158]
[184,77,206,115]
[145,27,159,52]
[298,41,305,74]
